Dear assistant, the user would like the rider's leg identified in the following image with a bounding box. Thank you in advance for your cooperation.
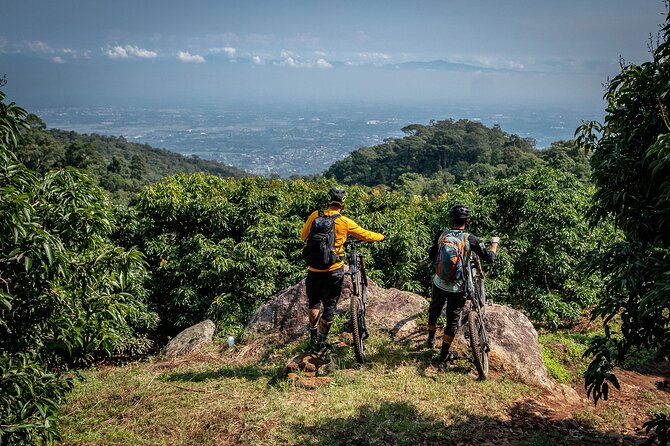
[306,271,324,344]
[440,291,466,360]
[315,267,344,349]
[427,284,447,348]
[308,308,320,342]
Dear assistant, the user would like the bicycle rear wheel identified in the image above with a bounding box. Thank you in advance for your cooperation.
[350,273,366,364]
[468,309,489,380]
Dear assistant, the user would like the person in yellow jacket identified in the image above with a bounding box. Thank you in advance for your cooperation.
[300,187,385,350]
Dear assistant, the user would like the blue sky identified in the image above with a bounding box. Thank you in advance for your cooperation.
[1,0,667,108]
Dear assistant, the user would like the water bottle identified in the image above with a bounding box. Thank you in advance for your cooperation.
[227,336,235,347]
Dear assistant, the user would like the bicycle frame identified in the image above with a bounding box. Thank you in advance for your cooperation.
[464,250,490,379]
[345,239,369,363]
[465,253,486,313]
[346,240,367,295]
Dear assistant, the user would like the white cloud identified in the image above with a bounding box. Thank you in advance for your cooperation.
[315,58,332,69]
[358,52,390,62]
[105,45,157,59]
[52,56,65,64]
[178,51,206,63]
[252,55,263,65]
[280,50,298,59]
[27,40,54,53]
[468,56,527,71]
[279,56,299,67]
[275,50,333,69]
[210,46,236,57]
[277,50,302,67]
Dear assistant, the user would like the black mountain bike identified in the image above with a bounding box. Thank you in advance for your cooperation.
[346,239,368,364]
[464,250,490,380]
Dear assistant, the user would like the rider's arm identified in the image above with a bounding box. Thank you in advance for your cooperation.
[300,211,319,241]
[340,215,385,242]
[468,234,497,263]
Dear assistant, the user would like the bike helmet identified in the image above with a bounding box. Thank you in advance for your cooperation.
[449,204,471,221]
[328,187,347,205]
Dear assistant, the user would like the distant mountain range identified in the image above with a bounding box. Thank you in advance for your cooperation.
[390,60,493,72]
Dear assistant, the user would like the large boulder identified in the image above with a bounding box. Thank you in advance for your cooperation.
[451,303,558,391]
[163,319,216,358]
[246,278,580,397]
[244,275,427,341]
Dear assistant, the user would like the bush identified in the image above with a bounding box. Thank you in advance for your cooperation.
[1,90,157,444]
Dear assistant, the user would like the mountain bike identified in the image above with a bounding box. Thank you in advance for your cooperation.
[465,249,490,380]
[346,239,368,364]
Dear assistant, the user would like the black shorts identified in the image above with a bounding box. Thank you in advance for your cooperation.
[306,267,345,322]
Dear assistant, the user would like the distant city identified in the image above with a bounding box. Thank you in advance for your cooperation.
[35,103,604,177]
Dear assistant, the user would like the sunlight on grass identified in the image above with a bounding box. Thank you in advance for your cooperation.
[58,333,534,445]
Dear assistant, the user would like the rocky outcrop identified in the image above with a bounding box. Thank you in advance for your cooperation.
[451,303,569,393]
[244,275,427,340]
[246,277,580,397]
[163,319,216,358]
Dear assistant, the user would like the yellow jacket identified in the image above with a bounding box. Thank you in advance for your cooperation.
[300,208,385,272]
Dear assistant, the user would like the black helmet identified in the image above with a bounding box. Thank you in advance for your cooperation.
[449,204,471,221]
[328,187,347,205]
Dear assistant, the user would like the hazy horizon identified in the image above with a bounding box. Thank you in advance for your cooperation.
[2,1,667,110]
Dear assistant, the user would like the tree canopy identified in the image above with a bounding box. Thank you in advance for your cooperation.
[1,90,157,445]
[325,119,590,190]
[576,10,670,441]
[14,119,248,203]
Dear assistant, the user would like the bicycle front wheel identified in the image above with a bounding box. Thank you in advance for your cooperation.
[350,274,366,364]
[468,309,489,380]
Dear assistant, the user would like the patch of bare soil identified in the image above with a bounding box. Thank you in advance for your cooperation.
[486,361,669,445]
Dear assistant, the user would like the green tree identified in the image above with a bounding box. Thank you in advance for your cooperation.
[475,169,609,325]
[576,10,670,438]
[1,90,157,445]
[326,119,544,187]
[540,140,591,182]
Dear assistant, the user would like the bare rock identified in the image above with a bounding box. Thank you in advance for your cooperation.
[163,319,216,358]
[451,303,554,390]
[244,275,427,340]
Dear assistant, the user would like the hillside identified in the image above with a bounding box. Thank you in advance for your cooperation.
[15,115,248,202]
[56,328,669,445]
[325,119,590,189]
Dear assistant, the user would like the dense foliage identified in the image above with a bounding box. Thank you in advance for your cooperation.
[325,119,590,191]
[14,118,247,203]
[1,90,157,445]
[116,175,430,337]
[0,76,618,443]
[473,169,610,325]
[576,10,670,421]
[117,166,609,339]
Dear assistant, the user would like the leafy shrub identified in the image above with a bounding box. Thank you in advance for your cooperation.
[1,90,157,444]
[576,12,670,413]
[125,167,610,337]
[0,353,75,446]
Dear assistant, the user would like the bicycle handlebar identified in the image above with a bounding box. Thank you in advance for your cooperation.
[344,239,368,248]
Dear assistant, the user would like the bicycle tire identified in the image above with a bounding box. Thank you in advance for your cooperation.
[350,272,366,364]
[468,309,489,380]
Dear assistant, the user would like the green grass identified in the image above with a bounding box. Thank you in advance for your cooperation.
[58,326,664,446]
[57,332,532,446]
[538,331,592,383]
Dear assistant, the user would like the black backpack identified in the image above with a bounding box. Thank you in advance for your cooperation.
[302,211,341,269]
